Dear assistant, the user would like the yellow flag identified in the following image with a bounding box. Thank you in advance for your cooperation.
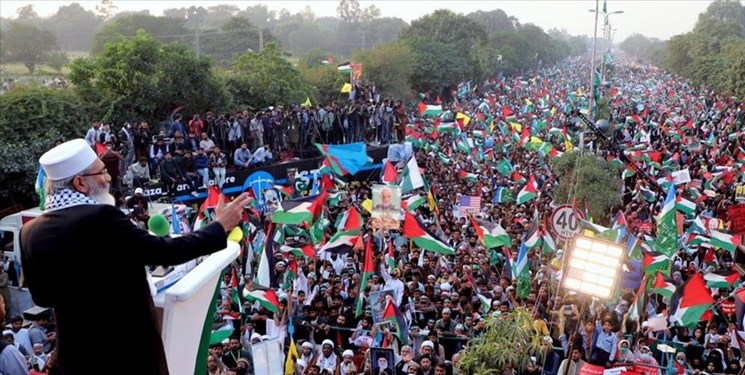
[530,136,543,144]
[341,83,352,93]
[576,87,583,96]
[285,338,298,375]
[565,140,574,153]
[489,121,495,133]
[302,97,312,107]
[456,112,471,125]
[361,198,373,213]
[525,98,533,106]
[550,107,557,116]
[510,122,522,132]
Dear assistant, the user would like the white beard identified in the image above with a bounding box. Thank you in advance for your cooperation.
[87,178,116,206]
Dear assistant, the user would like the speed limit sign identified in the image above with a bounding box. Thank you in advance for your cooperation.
[550,205,585,240]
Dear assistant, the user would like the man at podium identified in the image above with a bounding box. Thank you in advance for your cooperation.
[20,139,251,375]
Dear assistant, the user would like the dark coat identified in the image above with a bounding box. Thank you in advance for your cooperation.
[20,204,227,375]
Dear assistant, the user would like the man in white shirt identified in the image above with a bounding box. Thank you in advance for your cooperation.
[8,317,31,355]
[249,144,273,167]
[380,265,404,306]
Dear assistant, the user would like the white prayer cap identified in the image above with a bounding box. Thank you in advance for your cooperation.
[302,341,314,349]
[322,339,334,348]
[40,138,98,180]
[251,333,261,341]
[422,340,434,349]
[297,359,307,369]
[221,339,229,345]
[261,335,268,341]
[342,350,354,358]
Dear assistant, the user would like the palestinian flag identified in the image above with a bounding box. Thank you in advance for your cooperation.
[669,272,714,328]
[382,298,409,345]
[642,248,669,274]
[437,152,451,165]
[652,271,676,298]
[675,196,696,216]
[355,238,374,316]
[419,102,443,117]
[381,160,398,184]
[689,216,707,235]
[459,170,478,183]
[469,214,511,249]
[710,230,740,253]
[523,220,542,249]
[542,227,556,254]
[437,122,460,134]
[403,211,454,254]
[244,289,280,314]
[477,293,492,312]
[492,186,515,203]
[272,191,328,225]
[512,172,526,185]
[637,187,656,203]
[279,243,316,258]
[622,165,636,180]
[231,288,245,314]
[399,156,424,193]
[335,207,363,233]
[193,186,225,230]
[704,269,740,289]
[517,174,539,205]
[319,230,359,254]
[404,194,426,212]
[687,233,710,247]
[210,324,235,346]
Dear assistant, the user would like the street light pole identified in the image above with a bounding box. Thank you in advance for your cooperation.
[590,9,624,83]
[581,0,600,153]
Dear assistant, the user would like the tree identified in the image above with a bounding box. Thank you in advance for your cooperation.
[45,3,103,52]
[226,43,314,109]
[0,87,94,207]
[16,5,39,22]
[458,308,550,374]
[47,51,69,73]
[467,9,518,34]
[70,30,231,123]
[353,42,415,99]
[551,152,622,224]
[3,22,59,73]
[96,0,119,20]
[400,10,487,94]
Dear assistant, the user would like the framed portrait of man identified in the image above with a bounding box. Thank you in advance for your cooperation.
[370,348,395,375]
[371,184,401,230]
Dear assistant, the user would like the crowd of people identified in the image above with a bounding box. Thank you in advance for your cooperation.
[11,52,745,375]
[83,82,410,202]
[193,54,745,375]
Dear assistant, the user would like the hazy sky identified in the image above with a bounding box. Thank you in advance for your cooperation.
[0,1,724,41]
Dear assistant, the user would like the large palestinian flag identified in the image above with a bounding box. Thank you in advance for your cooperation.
[668,272,714,328]
[271,191,327,225]
[402,211,454,254]
[469,214,511,249]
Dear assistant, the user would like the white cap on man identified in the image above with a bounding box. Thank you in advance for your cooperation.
[39,139,98,180]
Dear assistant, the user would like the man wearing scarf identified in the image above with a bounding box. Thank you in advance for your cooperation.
[20,139,251,375]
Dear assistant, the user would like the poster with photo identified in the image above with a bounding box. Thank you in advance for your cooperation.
[368,289,396,324]
[371,184,401,230]
[370,348,395,375]
[262,187,282,214]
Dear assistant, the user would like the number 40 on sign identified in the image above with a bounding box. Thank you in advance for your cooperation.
[550,205,585,240]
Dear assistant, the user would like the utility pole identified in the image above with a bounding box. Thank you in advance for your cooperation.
[582,0,600,152]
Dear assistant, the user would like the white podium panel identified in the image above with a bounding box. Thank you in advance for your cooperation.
[153,242,240,375]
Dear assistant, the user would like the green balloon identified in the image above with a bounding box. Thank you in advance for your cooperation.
[148,214,170,237]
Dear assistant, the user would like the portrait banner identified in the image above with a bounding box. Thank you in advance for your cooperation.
[371,184,401,230]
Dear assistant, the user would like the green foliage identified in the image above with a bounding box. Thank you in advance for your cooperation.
[298,65,344,106]
[618,1,744,99]
[467,9,518,34]
[551,152,622,224]
[399,10,486,94]
[457,308,550,374]
[70,30,230,123]
[46,51,69,73]
[0,87,94,205]
[353,42,415,100]
[226,43,314,109]
[1,22,59,73]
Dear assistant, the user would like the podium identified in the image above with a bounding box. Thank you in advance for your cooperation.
[153,242,240,375]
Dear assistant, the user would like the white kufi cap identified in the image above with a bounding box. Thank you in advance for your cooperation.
[40,139,98,180]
